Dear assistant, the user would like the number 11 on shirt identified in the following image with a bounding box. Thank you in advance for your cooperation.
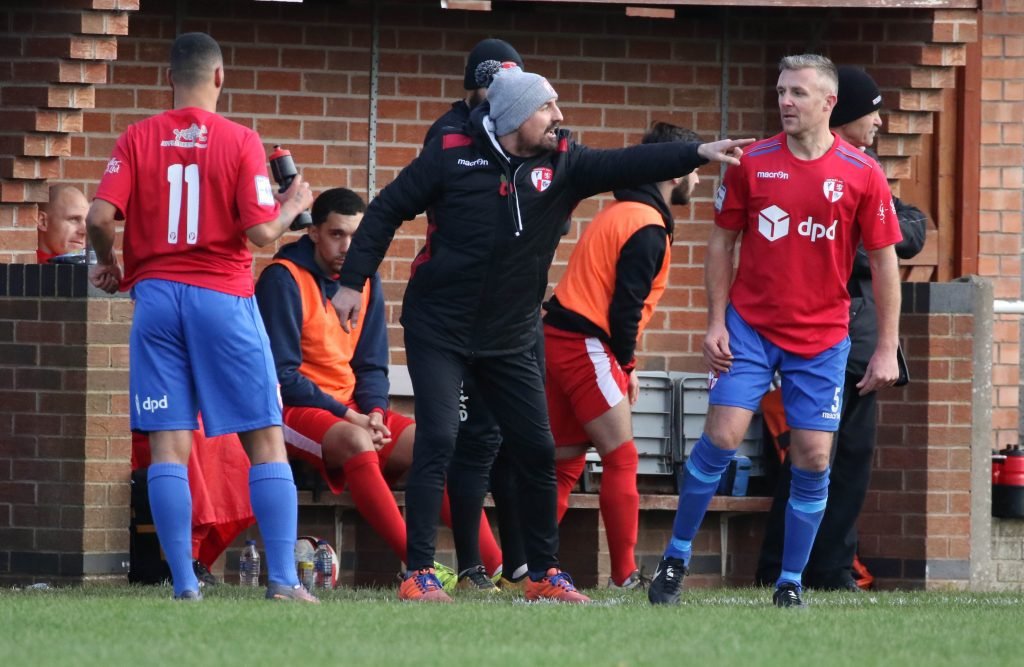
[167,163,200,245]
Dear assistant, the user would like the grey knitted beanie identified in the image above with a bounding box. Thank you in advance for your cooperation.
[487,66,558,137]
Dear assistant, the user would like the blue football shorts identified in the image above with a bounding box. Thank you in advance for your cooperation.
[129,278,282,436]
[708,305,850,432]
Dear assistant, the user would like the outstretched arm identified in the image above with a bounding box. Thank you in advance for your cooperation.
[569,137,753,201]
[697,138,752,167]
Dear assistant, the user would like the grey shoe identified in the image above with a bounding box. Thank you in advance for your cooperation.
[608,569,651,590]
[456,565,499,593]
[173,589,203,601]
[265,582,320,603]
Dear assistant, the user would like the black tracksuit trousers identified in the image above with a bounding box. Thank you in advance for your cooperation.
[404,331,559,573]
[756,372,878,588]
[449,347,536,575]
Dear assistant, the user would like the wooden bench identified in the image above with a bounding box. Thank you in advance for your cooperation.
[306,364,773,582]
[298,490,771,579]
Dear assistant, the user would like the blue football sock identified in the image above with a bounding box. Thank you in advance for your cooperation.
[147,463,197,597]
[664,434,737,564]
[778,465,830,589]
[249,462,299,587]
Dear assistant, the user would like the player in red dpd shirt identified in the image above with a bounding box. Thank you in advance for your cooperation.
[86,32,314,603]
[649,55,902,610]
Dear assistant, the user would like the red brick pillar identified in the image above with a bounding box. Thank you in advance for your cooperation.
[868,277,993,589]
[0,263,131,584]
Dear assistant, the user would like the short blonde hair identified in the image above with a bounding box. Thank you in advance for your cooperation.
[779,54,838,96]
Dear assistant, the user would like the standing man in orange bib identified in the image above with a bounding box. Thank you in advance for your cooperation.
[543,122,703,590]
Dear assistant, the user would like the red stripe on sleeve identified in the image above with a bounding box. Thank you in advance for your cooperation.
[442,134,473,150]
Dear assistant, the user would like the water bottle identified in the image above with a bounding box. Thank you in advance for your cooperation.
[731,455,752,497]
[268,145,313,230]
[297,552,315,591]
[313,540,333,591]
[239,540,260,586]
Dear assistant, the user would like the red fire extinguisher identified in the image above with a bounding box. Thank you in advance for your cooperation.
[993,445,1024,518]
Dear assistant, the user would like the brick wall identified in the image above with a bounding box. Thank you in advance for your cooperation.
[979,2,1024,451]
[43,0,969,373]
[0,0,135,260]
[869,279,991,589]
[992,518,1024,590]
[2,0,1016,588]
[980,0,1024,590]
[0,265,131,584]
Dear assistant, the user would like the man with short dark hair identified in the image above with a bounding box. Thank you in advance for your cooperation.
[37,184,88,263]
[755,66,927,592]
[334,64,751,603]
[87,32,315,602]
[648,54,903,609]
[545,121,703,591]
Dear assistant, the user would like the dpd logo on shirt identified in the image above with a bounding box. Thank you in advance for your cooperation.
[531,167,553,192]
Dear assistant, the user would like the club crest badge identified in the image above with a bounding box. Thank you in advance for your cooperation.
[531,167,553,192]
[823,178,844,203]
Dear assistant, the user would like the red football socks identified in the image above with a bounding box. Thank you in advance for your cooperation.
[600,441,639,585]
[343,450,408,561]
[555,455,586,522]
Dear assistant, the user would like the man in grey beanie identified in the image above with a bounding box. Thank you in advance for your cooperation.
[421,41,532,595]
[337,65,752,603]
[486,67,560,138]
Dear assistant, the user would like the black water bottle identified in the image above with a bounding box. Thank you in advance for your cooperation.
[269,145,313,230]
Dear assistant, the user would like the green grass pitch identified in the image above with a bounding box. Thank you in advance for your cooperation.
[3,585,1023,666]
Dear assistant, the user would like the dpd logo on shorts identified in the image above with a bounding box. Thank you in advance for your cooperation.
[531,167,553,192]
[135,394,169,415]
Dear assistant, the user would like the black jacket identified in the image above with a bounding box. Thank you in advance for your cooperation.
[339,102,706,356]
[846,149,928,376]
[423,100,470,149]
[544,182,671,368]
